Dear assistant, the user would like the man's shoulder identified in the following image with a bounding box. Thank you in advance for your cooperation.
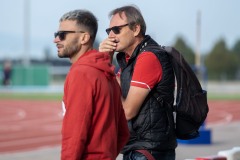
[69,65,100,79]
[143,44,166,53]
[138,51,159,60]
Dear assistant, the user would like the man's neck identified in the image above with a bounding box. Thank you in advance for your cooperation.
[70,46,93,64]
[125,37,144,57]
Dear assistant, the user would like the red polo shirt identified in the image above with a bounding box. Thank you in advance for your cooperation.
[117,52,162,90]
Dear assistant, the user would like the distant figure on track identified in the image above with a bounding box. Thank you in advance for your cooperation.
[2,59,12,86]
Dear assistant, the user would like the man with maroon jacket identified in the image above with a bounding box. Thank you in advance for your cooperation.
[54,9,129,160]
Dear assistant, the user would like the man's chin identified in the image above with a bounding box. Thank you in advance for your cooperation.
[58,53,68,58]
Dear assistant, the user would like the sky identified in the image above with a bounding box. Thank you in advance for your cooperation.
[0,0,240,60]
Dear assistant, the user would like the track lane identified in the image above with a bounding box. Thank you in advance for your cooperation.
[0,99,239,153]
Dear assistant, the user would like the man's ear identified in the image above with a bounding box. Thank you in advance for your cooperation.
[133,24,141,37]
[80,33,91,44]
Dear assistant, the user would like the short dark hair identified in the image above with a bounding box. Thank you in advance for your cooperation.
[109,5,146,36]
[60,9,98,42]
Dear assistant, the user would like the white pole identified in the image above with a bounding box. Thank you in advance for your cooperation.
[195,10,201,68]
[23,0,30,66]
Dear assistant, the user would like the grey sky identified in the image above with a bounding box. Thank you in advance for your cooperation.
[1,0,239,59]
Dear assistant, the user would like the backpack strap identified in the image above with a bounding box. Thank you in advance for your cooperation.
[152,90,162,102]
[135,150,156,160]
[152,89,176,112]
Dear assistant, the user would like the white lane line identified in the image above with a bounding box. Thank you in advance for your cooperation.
[208,110,233,126]
[0,134,61,148]
[0,108,26,122]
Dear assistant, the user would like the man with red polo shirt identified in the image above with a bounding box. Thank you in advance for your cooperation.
[100,5,177,160]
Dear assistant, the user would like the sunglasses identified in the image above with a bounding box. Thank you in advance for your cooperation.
[54,31,85,41]
[105,24,129,35]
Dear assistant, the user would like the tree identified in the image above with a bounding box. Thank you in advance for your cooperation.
[231,39,240,79]
[205,39,238,80]
[44,46,51,61]
[173,36,195,65]
[232,39,240,66]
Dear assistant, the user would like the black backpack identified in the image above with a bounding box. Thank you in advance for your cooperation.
[164,46,209,140]
[144,45,209,140]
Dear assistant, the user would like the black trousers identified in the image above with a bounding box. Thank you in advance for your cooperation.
[123,150,175,160]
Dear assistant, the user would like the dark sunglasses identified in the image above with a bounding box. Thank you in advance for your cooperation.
[105,24,129,35]
[54,31,85,41]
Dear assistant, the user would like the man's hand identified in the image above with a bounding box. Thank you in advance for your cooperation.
[99,37,118,53]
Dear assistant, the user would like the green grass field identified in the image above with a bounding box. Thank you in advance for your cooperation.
[0,92,239,100]
[0,93,63,100]
[207,93,240,100]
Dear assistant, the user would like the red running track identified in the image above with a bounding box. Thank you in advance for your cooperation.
[0,99,239,153]
[0,100,62,153]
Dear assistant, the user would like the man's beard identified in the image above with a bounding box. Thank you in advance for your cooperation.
[58,40,80,59]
